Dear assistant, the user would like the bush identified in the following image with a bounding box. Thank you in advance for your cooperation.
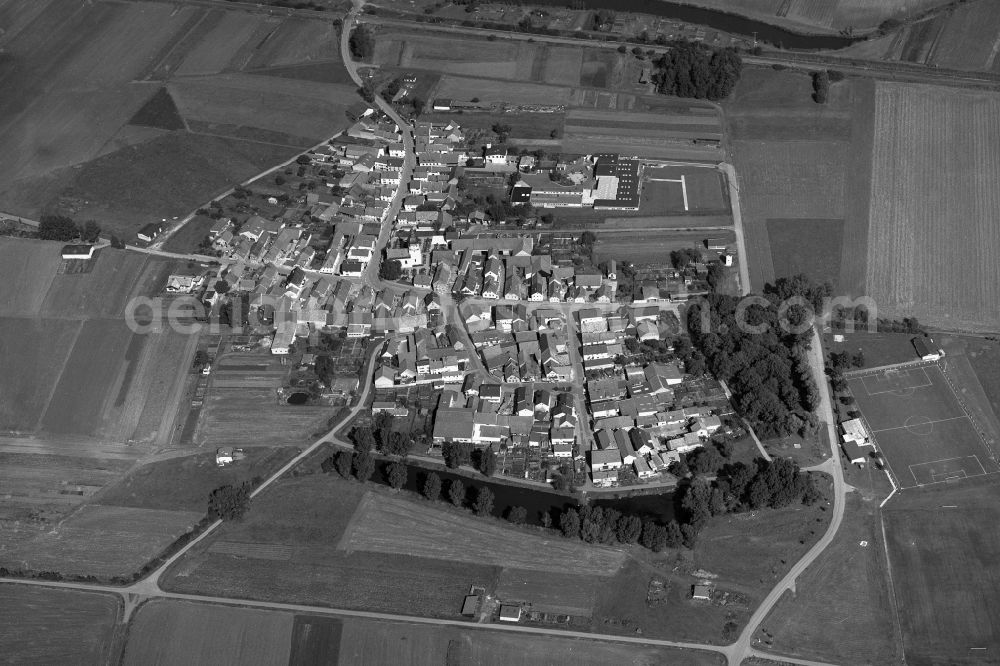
[506,506,527,524]
[448,479,466,507]
[473,487,494,516]
[423,472,442,501]
[386,461,407,489]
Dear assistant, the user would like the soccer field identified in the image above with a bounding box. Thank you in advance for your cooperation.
[848,364,1000,489]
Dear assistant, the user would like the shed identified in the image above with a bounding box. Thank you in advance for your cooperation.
[499,605,522,622]
[692,584,712,601]
[61,244,95,260]
[461,595,479,617]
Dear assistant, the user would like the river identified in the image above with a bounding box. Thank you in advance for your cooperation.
[370,459,678,525]
[531,0,861,50]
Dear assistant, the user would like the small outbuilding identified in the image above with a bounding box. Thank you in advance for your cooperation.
[913,336,943,362]
[61,244,95,260]
[692,584,712,601]
[499,605,522,622]
[461,595,479,617]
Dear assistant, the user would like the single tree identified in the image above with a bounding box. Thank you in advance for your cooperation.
[214,279,231,294]
[560,507,581,538]
[423,472,442,501]
[352,451,375,482]
[448,479,466,507]
[386,461,407,490]
[473,487,494,516]
[79,220,101,243]
[506,506,527,525]
[615,514,643,544]
[335,450,353,479]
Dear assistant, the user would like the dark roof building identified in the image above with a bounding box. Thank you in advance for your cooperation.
[592,154,640,210]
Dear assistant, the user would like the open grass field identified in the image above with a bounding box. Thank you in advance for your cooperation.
[1,503,203,577]
[766,219,844,287]
[669,0,947,31]
[375,30,537,79]
[169,73,357,145]
[163,476,502,618]
[866,82,1000,329]
[124,599,293,666]
[494,568,596,616]
[562,107,724,159]
[0,238,63,315]
[824,331,922,369]
[643,165,728,214]
[925,2,1000,71]
[98,447,295,514]
[595,492,831,644]
[758,493,900,665]
[341,493,625,576]
[848,364,1000,489]
[0,585,119,665]
[420,111,566,142]
[726,68,875,293]
[882,478,1000,664]
[39,248,150,319]
[0,317,81,432]
[289,615,343,666]
[0,2,353,234]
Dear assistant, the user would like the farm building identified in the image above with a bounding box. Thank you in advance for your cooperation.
[692,584,712,601]
[165,274,202,293]
[432,98,452,111]
[61,244,95,260]
[136,222,163,243]
[913,336,943,361]
[270,326,296,355]
[499,605,522,622]
[461,595,479,617]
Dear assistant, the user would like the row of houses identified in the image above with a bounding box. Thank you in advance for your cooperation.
[463,305,574,383]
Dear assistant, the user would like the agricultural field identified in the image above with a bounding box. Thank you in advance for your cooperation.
[420,111,566,143]
[665,0,948,31]
[434,75,573,106]
[866,82,1000,329]
[758,493,901,665]
[124,600,294,666]
[125,598,721,666]
[162,475,502,618]
[868,2,1000,71]
[340,493,625,575]
[0,585,120,666]
[766,219,844,287]
[0,1,355,235]
[882,480,1000,664]
[725,67,875,294]
[0,238,63,315]
[0,503,203,577]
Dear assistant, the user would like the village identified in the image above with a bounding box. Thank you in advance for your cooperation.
[141,109,740,491]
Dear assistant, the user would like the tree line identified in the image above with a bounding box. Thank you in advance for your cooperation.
[37,215,101,243]
[652,41,742,101]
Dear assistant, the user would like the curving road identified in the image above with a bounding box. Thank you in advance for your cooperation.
[728,326,849,663]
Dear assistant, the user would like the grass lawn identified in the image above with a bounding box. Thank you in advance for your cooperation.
[823,331,919,369]
[882,479,1000,664]
[162,214,216,254]
[757,493,901,665]
[766,218,844,289]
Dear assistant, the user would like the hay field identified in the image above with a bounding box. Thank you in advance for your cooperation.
[39,249,149,319]
[882,480,1000,664]
[541,46,583,86]
[433,76,571,105]
[340,493,625,576]
[169,73,357,144]
[866,83,1000,328]
[289,615,343,666]
[0,238,62,315]
[664,0,945,30]
[926,2,1000,71]
[0,585,119,666]
[39,319,136,436]
[376,31,535,80]
[593,229,733,265]
[1,504,202,577]
[494,568,596,616]
[0,2,353,233]
[766,219,845,287]
[759,494,900,665]
[124,599,293,666]
[0,317,81,432]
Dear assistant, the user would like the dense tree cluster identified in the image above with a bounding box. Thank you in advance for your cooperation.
[37,215,102,243]
[207,482,252,521]
[687,275,831,438]
[812,70,830,104]
[652,41,742,101]
[348,25,374,61]
[830,305,922,334]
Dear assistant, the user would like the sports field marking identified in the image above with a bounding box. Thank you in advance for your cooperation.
[859,367,933,395]
[909,455,988,486]
[680,175,689,211]
[870,415,970,434]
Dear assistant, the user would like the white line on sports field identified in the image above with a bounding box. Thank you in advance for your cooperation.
[680,174,689,211]
[871,415,969,433]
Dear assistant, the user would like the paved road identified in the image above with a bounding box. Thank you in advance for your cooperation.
[728,326,849,663]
